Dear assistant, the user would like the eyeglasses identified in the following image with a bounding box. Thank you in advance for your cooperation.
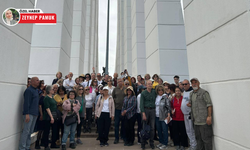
[86,77,89,78]
[183,83,188,86]
[107,81,111,82]
[85,89,90,91]
[158,89,164,91]
[79,89,84,90]
[125,84,129,85]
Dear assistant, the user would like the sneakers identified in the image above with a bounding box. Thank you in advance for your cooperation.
[141,144,145,150]
[168,140,174,147]
[156,143,163,148]
[175,146,180,150]
[76,139,83,145]
[69,143,76,149]
[61,145,66,150]
[179,146,185,150]
[114,139,119,144]
[159,145,168,150]
[100,142,104,147]
[150,144,155,149]
[104,142,109,146]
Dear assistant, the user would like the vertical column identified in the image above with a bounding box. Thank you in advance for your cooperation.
[70,0,83,78]
[123,0,132,73]
[83,0,91,73]
[131,0,147,77]
[184,1,250,149]
[144,0,189,82]
[28,0,74,84]
[0,1,34,149]
[119,0,124,73]
[115,0,121,74]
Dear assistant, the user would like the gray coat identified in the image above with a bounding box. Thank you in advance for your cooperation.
[158,95,171,121]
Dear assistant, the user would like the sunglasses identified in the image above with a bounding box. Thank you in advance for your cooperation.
[182,83,188,86]
[158,89,164,91]
[85,89,90,91]
[125,84,129,85]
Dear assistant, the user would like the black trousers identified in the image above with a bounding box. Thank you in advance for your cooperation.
[124,115,136,144]
[77,117,84,137]
[56,119,64,140]
[42,120,58,147]
[98,112,111,143]
[84,108,93,130]
[172,120,188,147]
[136,113,142,143]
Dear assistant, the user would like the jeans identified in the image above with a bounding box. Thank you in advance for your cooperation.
[136,113,142,143]
[114,109,125,140]
[155,117,168,145]
[61,123,77,145]
[19,115,37,150]
[142,108,155,146]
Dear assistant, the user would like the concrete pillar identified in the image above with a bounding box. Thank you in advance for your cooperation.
[131,0,147,77]
[144,0,189,82]
[184,1,250,149]
[0,1,34,149]
[28,0,74,84]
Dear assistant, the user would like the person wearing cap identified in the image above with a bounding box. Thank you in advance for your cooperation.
[187,78,213,150]
[140,80,157,150]
[181,79,197,150]
[136,86,146,144]
[121,86,137,146]
[52,72,62,85]
[63,72,75,92]
[79,74,85,86]
[95,86,115,147]
[112,77,127,144]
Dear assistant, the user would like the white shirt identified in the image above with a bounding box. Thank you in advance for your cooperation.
[97,80,103,85]
[63,79,76,91]
[155,94,166,117]
[137,94,141,113]
[85,94,94,108]
[181,90,193,115]
[83,80,92,87]
[108,86,115,95]
[101,98,109,112]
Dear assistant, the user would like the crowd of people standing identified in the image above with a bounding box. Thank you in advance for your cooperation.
[19,70,213,150]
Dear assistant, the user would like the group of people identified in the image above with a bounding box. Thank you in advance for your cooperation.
[19,70,213,150]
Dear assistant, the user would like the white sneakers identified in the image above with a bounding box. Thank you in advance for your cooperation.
[159,145,168,150]
[156,143,163,148]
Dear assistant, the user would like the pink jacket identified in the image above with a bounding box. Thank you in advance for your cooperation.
[95,95,115,118]
[62,99,81,124]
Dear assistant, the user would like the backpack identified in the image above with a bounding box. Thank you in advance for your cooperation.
[139,122,151,140]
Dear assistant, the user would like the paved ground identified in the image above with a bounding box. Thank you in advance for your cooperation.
[30,137,177,150]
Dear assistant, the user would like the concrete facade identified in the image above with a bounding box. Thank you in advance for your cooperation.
[115,0,189,82]
[29,0,98,84]
[0,1,34,149]
[184,1,250,149]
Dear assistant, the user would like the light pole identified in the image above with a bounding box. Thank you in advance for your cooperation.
[105,0,110,75]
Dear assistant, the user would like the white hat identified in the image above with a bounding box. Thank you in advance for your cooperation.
[103,86,109,90]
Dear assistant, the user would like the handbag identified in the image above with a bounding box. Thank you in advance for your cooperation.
[49,110,62,121]
[64,113,78,126]
[139,121,150,140]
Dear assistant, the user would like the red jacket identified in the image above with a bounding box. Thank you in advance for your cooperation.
[171,96,184,121]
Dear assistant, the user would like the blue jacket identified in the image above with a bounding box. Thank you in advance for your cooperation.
[23,86,39,116]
